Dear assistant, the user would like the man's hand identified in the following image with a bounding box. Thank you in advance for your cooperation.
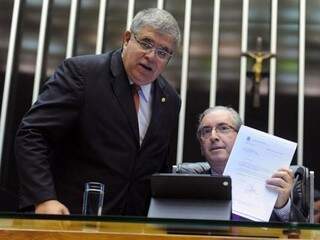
[35,200,70,215]
[266,168,294,208]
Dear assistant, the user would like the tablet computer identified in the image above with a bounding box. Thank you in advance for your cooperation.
[148,173,232,220]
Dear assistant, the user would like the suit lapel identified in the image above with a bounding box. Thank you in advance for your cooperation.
[141,77,168,147]
[110,49,140,144]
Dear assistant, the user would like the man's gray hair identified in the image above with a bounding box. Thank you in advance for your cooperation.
[196,106,243,140]
[130,8,181,48]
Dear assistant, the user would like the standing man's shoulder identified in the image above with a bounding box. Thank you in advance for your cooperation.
[63,49,120,71]
[53,49,123,88]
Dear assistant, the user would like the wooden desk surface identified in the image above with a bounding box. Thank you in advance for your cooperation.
[0,215,319,240]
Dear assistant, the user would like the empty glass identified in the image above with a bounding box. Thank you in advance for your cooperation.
[82,182,105,216]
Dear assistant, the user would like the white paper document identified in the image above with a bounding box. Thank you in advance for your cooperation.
[223,126,297,222]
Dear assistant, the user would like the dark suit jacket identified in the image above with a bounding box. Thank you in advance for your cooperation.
[15,49,181,216]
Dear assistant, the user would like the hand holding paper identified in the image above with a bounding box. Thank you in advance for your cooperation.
[266,167,294,208]
[223,125,297,222]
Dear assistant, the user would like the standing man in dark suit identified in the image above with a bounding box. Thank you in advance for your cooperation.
[15,8,181,216]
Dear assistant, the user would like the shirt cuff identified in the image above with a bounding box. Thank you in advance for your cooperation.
[274,198,291,222]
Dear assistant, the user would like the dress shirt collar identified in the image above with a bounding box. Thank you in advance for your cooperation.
[129,80,152,102]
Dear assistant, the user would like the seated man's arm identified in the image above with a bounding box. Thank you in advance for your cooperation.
[266,168,295,221]
[273,198,291,221]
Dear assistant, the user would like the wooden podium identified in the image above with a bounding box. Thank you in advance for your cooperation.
[0,213,319,240]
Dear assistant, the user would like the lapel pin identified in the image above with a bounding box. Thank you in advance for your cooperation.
[161,97,166,103]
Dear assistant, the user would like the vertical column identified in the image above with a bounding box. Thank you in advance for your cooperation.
[66,0,80,58]
[32,0,51,104]
[157,0,164,9]
[176,0,192,165]
[268,0,278,135]
[126,0,135,30]
[209,0,221,107]
[0,0,23,169]
[239,0,249,122]
[96,0,108,54]
[298,0,306,165]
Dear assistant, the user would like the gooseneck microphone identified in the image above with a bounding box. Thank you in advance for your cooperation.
[289,166,306,222]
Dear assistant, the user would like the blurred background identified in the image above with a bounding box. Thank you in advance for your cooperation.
[0,0,319,211]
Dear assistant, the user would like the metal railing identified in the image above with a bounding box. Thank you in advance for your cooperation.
[0,0,308,173]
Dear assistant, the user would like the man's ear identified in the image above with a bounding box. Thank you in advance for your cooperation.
[122,31,131,47]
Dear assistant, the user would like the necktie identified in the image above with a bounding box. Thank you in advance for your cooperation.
[132,84,140,113]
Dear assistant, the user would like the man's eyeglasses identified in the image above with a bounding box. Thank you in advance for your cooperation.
[197,123,237,140]
[132,33,173,61]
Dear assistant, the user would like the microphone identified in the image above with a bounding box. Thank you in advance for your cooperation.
[294,167,305,180]
[289,166,305,221]
[291,167,304,204]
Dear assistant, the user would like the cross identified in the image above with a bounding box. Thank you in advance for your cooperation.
[242,36,276,108]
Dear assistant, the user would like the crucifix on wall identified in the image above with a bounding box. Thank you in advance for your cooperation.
[242,36,276,108]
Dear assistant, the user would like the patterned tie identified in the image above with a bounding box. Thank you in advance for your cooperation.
[132,84,140,113]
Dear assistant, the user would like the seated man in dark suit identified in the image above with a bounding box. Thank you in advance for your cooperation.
[196,106,295,222]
